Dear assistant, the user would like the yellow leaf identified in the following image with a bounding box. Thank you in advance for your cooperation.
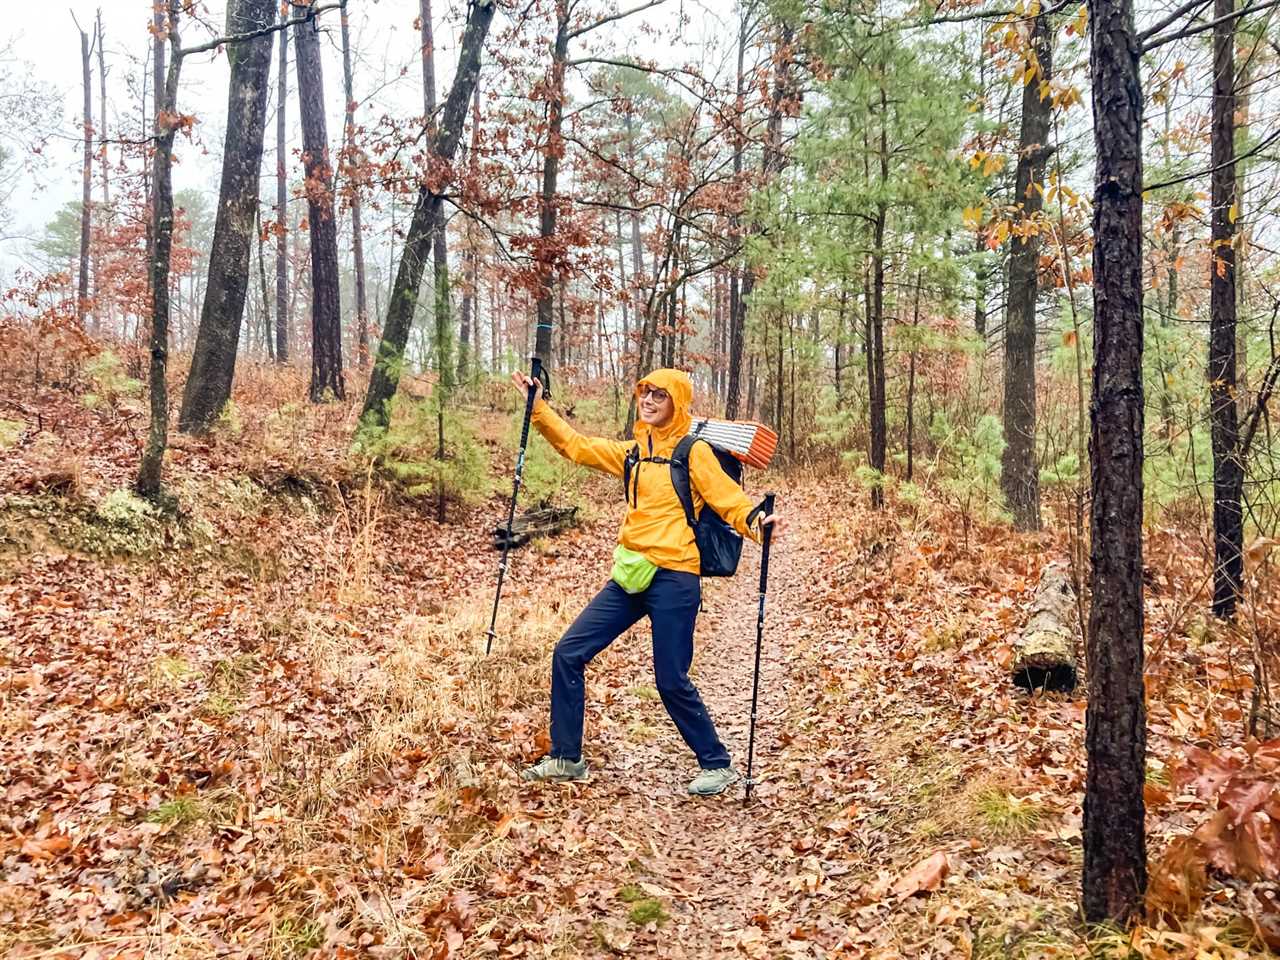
[1228,202,1238,223]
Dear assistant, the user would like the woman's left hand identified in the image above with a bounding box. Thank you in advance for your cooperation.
[761,512,787,541]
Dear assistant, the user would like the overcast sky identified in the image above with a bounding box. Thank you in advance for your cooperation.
[1,0,738,277]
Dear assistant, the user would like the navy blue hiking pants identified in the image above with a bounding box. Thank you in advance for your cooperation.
[549,569,731,770]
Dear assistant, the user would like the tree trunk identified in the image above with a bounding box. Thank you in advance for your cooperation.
[179,0,276,431]
[1011,561,1079,693]
[458,82,482,383]
[76,20,93,327]
[1209,0,1243,618]
[137,3,181,498]
[360,0,496,431]
[294,8,345,402]
[868,214,886,510]
[275,5,289,363]
[1083,0,1148,925]
[724,8,750,419]
[421,0,454,392]
[257,203,273,360]
[95,11,109,332]
[1001,10,1051,531]
[341,2,369,370]
[531,5,571,374]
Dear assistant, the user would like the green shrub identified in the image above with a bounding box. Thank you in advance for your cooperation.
[355,394,491,505]
[81,350,142,411]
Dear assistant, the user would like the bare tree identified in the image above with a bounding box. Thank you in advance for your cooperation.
[275,4,290,363]
[72,14,94,327]
[1001,11,1052,531]
[340,0,369,369]
[178,0,277,432]
[1209,0,1243,617]
[360,0,497,430]
[1082,0,1148,926]
[294,5,345,401]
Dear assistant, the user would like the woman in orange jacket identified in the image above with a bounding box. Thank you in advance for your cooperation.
[511,368,785,795]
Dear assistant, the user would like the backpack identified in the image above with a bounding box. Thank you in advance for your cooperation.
[622,427,747,577]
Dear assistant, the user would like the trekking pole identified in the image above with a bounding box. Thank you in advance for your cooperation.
[485,356,544,656]
[744,492,776,803]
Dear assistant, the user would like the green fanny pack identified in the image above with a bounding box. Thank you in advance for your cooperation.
[611,544,658,594]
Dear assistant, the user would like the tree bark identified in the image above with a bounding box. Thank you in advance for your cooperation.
[341,1,370,370]
[531,4,571,374]
[76,20,93,327]
[868,205,886,510]
[95,11,108,332]
[1001,11,1051,531]
[421,0,454,391]
[1083,0,1148,926]
[178,0,276,431]
[359,0,496,431]
[724,7,750,419]
[275,6,290,363]
[294,7,345,402]
[1209,0,1243,618]
[1011,561,1079,692]
[137,3,182,498]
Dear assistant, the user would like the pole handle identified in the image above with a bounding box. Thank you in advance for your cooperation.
[758,492,776,594]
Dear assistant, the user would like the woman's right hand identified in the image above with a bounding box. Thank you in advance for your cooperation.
[511,370,544,403]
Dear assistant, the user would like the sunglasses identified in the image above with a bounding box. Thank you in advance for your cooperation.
[638,386,670,403]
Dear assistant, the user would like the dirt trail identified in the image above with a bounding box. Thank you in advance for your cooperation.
[520,528,836,956]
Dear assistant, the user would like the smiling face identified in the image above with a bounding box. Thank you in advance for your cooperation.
[637,384,675,427]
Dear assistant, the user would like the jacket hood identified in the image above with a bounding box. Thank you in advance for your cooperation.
[634,368,693,450]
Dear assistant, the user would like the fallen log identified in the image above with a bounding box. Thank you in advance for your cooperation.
[1011,561,1079,693]
[493,504,578,550]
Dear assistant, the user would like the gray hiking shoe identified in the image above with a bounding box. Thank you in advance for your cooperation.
[521,756,589,782]
[688,766,741,796]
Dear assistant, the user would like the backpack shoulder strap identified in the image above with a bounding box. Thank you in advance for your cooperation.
[622,443,641,506]
[669,435,700,528]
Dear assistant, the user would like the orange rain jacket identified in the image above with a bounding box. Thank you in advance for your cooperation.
[530,368,763,575]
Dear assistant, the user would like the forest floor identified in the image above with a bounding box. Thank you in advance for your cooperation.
[2,365,1278,959]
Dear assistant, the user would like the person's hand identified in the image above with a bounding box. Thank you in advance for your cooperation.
[510,370,544,403]
[761,512,786,541]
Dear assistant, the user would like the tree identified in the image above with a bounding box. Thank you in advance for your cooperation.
[1208,0,1243,618]
[137,0,180,498]
[1000,10,1052,531]
[275,4,290,364]
[73,14,95,326]
[294,5,345,402]
[1082,0,1147,926]
[420,0,453,391]
[359,0,497,431]
[178,0,277,432]
[528,0,668,386]
[340,0,370,369]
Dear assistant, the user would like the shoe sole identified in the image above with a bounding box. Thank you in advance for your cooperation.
[688,775,742,796]
[521,768,589,783]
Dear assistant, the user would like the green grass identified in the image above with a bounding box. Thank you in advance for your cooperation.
[628,685,660,701]
[975,788,1045,837]
[617,885,668,926]
[272,915,324,957]
[146,796,203,825]
[150,655,197,687]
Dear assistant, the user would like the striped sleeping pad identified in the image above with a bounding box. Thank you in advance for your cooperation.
[688,418,778,469]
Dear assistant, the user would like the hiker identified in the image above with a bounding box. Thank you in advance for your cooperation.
[511,368,786,796]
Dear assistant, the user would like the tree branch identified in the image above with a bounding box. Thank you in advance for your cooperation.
[568,0,669,40]
[178,1,344,58]
[1142,0,1280,52]
[1145,123,1280,191]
